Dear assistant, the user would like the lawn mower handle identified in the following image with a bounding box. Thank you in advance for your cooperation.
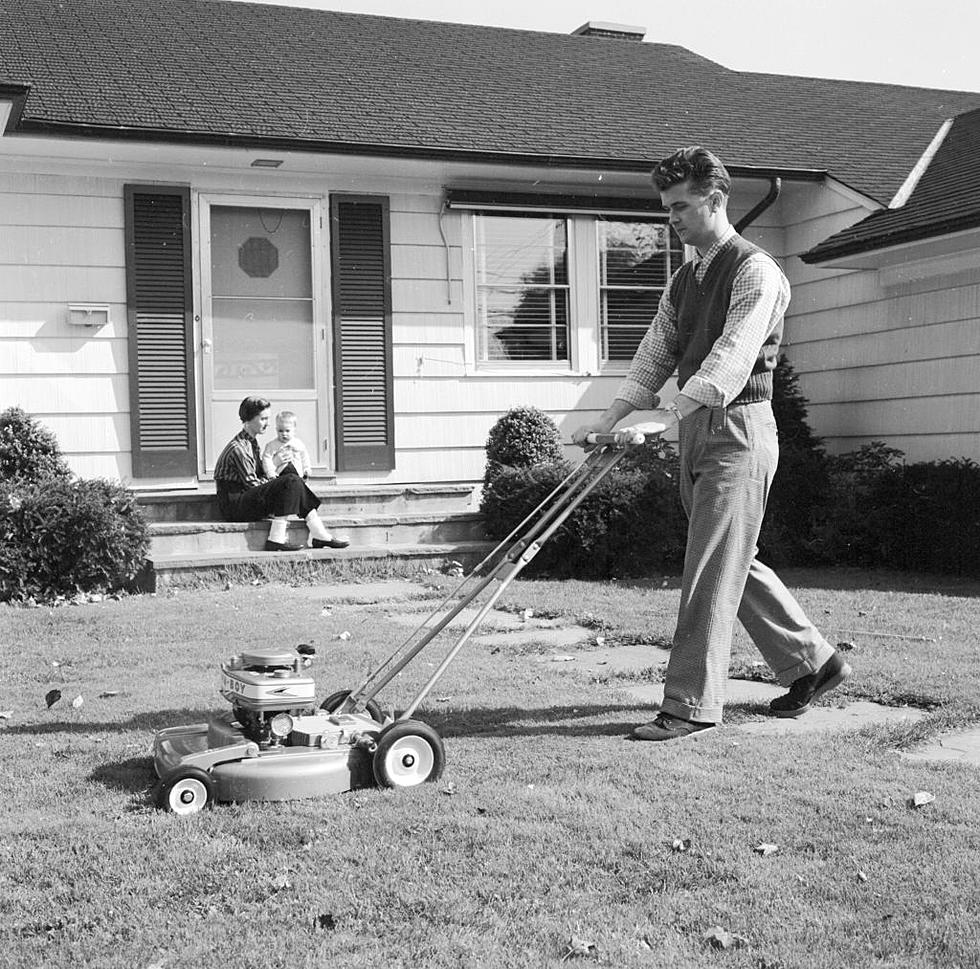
[584,419,669,447]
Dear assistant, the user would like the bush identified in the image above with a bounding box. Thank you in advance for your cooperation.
[481,437,686,578]
[483,406,564,483]
[0,477,150,602]
[872,458,980,576]
[0,406,72,484]
[759,356,832,566]
[809,442,905,566]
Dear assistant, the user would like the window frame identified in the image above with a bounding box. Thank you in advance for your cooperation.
[462,206,680,376]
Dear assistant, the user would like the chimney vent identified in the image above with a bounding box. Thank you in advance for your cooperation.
[572,21,646,41]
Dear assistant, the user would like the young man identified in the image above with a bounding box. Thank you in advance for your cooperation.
[573,147,849,741]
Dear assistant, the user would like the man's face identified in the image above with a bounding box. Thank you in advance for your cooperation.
[659,180,720,252]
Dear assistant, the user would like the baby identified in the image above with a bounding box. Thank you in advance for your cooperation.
[261,411,312,479]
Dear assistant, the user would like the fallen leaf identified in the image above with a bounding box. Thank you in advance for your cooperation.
[836,640,857,652]
[296,643,316,656]
[561,936,596,961]
[442,782,457,796]
[857,871,868,882]
[671,837,691,853]
[71,694,84,710]
[312,913,336,931]
[335,631,352,641]
[551,655,576,663]
[320,607,332,617]
[910,791,936,808]
[754,842,779,857]
[98,691,120,699]
[435,695,451,703]
[520,607,534,621]
[45,689,62,709]
[594,635,606,647]
[704,926,749,950]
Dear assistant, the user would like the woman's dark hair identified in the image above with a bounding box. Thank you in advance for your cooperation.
[238,396,271,422]
[651,146,731,197]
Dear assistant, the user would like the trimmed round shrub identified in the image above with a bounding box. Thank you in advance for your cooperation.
[483,406,564,483]
[0,406,72,484]
[0,477,150,601]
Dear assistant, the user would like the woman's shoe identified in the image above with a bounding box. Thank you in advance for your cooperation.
[264,540,304,552]
[311,536,350,549]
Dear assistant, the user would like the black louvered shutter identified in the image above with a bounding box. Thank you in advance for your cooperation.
[124,186,196,477]
[330,195,394,471]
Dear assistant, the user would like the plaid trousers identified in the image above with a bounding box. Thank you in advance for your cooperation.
[660,402,835,724]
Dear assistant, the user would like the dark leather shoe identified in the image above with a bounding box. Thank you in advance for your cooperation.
[769,652,852,718]
[632,713,716,741]
[264,540,304,552]
[311,536,350,549]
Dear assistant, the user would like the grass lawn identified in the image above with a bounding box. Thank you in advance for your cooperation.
[1,567,978,969]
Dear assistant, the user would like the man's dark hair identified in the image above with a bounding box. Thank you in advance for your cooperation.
[651,146,731,196]
[238,396,271,422]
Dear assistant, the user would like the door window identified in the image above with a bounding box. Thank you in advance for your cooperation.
[209,206,314,390]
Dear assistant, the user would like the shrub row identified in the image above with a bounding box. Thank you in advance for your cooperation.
[481,386,980,579]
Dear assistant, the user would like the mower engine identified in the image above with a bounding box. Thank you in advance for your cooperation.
[219,647,317,748]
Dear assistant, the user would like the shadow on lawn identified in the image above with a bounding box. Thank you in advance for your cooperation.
[611,567,980,597]
[2,707,212,737]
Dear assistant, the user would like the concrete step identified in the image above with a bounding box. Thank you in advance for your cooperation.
[148,510,487,557]
[142,540,499,592]
[137,482,478,523]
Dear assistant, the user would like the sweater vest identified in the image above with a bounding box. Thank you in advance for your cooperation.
[673,235,783,404]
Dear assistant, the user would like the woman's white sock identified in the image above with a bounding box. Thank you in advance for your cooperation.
[305,510,331,543]
[268,518,288,544]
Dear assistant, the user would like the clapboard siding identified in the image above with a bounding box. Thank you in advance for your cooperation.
[0,265,126,303]
[799,356,980,403]
[0,194,126,228]
[3,336,128,372]
[778,182,980,460]
[0,226,125,266]
[4,373,130,411]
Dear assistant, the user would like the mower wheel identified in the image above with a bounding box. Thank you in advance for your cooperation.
[156,766,215,815]
[320,689,384,723]
[373,719,445,789]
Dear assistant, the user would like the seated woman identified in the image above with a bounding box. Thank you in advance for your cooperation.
[213,396,349,552]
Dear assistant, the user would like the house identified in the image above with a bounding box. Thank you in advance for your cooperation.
[801,106,980,460]
[3,0,980,507]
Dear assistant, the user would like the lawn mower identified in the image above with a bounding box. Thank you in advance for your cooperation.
[151,421,667,813]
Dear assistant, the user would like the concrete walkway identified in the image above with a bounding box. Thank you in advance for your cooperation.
[312,581,973,762]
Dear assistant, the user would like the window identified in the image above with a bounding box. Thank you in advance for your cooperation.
[469,210,682,369]
[598,220,684,362]
[474,215,569,362]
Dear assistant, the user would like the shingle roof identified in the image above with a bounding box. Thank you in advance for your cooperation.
[2,0,979,203]
[802,107,980,262]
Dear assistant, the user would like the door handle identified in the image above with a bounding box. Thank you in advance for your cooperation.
[202,338,212,354]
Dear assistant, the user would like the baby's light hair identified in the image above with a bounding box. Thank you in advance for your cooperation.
[275,410,297,427]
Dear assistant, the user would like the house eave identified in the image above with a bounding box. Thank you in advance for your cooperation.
[0,82,30,135]
[10,117,830,182]
[802,221,980,270]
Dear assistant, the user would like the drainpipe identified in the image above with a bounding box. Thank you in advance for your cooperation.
[734,177,781,233]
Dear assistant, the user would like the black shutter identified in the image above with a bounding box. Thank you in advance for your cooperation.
[330,195,394,472]
[124,186,196,477]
